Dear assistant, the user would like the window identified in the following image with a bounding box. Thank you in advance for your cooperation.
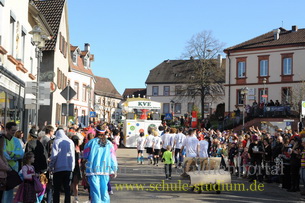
[164,86,170,96]
[237,90,244,105]
[259,60,268,77]
[188,86,195,95]
[152,86,159,96]
[174,103,181,114]
[74,109,78,117]
[282,87,292,105]
[187,103,194,113]
[237,61,246,78]
[175,86,182,95]
[21,31,26,62]
[74,82,79,99]
[72,53,77,65]
[82,85,86,102]
[10,16,15,56]
[283,57,292,75]
[259,88,268,104]
[163,103,170,114]
[30,57,33,73]
[0,0,5,7]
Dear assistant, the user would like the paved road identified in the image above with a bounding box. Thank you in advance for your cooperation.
[66,148,305,203]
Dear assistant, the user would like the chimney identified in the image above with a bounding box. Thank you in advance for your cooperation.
[273,28,280,40]
[84,43,90,52]
[217,54,222,68]
[292,25,298,32]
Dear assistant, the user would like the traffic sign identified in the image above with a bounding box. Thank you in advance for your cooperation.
[164,113,173,120]
[60,86,76,101]
[90,111,96,117]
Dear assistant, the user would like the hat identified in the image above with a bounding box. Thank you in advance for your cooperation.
[277,128,283,132]
[29,129,38,138]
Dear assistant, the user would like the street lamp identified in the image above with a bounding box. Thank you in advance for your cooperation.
[240,87,248,130]
[29,25,47,128]
[262,78,267,103]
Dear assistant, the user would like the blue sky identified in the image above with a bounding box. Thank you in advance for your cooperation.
[68,0,305,95]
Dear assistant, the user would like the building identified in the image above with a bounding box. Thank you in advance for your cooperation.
[0,0,52,130]
[122,88,146,100]
[33,0,70,127]
[69,43,95,127]
[94,76,122,124]
[145,58,225,119]
[224,26,305,115]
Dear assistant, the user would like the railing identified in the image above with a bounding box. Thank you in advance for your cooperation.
[218,105,295,130]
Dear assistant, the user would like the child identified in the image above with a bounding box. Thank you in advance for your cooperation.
[15,151,38,203]
[162,145,174,180]
[152,130,162,166]
[136,132,145,164]
[37,173,48,202]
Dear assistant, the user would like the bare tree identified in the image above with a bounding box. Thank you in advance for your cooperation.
[179,30,226,118]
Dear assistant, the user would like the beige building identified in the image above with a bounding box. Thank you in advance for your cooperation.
[146,58,225,118]
[224,26,305,117]
[94,76,122,124]
[33,0,71,127]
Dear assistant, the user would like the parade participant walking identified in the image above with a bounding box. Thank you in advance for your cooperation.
[162,145,174,180]
[198,136,209,170]
[144,130,154,164]
[152,130,162,166]
[173,127,186,168]
[180,129,199,176]
[49,126,75,203]
[1,122,24,203]
[83,124,118,203]
[136,132,145,164]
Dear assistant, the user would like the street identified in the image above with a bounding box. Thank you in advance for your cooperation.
[72,148,304,203]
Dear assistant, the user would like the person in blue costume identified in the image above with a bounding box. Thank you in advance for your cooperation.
[83,124,118,203]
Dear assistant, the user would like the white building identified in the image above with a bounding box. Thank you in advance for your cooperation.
[69,43,95,127]
[0,0,52,130]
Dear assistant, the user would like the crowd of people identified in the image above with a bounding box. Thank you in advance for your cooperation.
[0,122,119,203]
[1,119,305,202]
[137,124,305,195]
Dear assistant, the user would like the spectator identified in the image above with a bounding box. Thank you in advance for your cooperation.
[300,138,305,196]
[275,100,280,106]
[49,126,75,203]
[25,129,48,174]
[2,122,24,203]
[0,132,10,201]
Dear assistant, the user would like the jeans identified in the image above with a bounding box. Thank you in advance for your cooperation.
[53,171,72,203]
[1,189,13,203]
[301,168,305,189]
[164,164,172,178]
[174,148,183,166]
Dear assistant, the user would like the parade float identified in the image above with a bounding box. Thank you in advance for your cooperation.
[122,97,162,147]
